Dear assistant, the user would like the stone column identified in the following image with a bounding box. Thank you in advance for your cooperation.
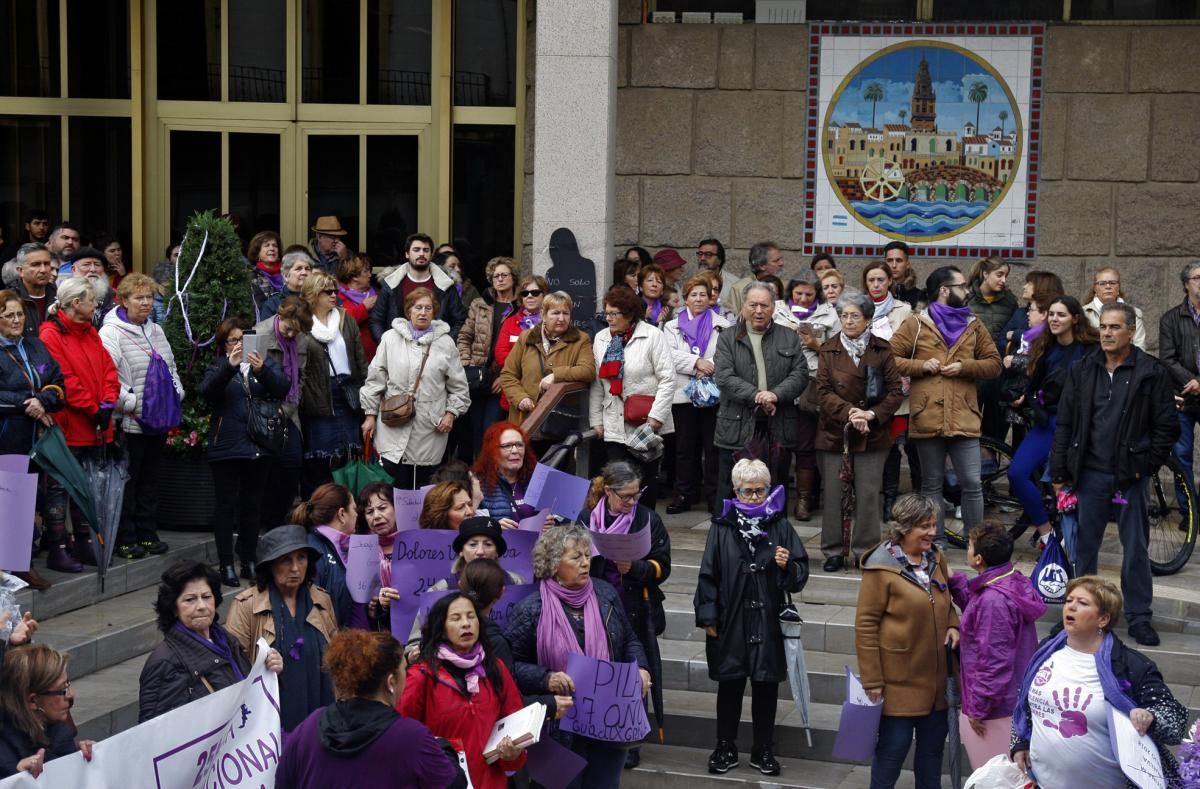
[531,0,618,327]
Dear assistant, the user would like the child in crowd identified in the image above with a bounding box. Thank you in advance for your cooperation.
[948,521,1046,766]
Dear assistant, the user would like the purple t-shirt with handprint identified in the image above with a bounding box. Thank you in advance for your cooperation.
[1028,645,1126,788]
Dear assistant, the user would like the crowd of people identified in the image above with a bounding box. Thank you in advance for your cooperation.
[0,218,1196,788]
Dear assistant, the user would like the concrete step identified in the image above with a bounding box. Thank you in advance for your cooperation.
[625,744,914,789]
[14,531,219,620]
[70,653,146,741]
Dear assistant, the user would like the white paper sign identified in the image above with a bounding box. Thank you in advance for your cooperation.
[0,639,281,789]
[846,667,883,707]
[1107,708,1166,789]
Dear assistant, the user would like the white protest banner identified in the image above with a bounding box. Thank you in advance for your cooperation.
[1107,708,1166,789]
[562,655,650,744]
[0,639,280,789]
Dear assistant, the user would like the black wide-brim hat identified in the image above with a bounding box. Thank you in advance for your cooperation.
[453,516,508,556]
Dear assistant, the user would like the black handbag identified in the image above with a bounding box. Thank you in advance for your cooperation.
[242,375,288,456]
[864,366,886,408]
[464,365,490,392]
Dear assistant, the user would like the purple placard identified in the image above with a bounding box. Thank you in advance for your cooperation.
[525,463,591,520]
[488,583,537,632]
[525,735,587,789]
[388,529,459,640]
[498,529,539,584]
[344,534,381,604]
[518,507,552,532]
[0,454,31,473]
[562,654,650,743]
[831,667,884,762]
[0,469,37,571]
[589,527,651,562]
[393,484,434,531]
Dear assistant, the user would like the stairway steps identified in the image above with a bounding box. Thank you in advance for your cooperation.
[70,654,147,741]
[625,744,915,789]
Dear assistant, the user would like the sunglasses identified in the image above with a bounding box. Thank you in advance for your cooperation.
[519,289,542,298]
[321,288,337,296]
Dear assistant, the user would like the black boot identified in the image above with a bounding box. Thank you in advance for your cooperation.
[73,532,99,566]
[220,565,240,588]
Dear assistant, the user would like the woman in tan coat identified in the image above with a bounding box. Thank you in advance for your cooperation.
[854,494,960,789]
[497,290,594,432]
[225,525,338,732]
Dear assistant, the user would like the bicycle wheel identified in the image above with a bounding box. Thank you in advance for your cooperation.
[1146,456,1198,575]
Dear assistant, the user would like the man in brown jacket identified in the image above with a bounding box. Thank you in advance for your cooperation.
[889,266,1002,543]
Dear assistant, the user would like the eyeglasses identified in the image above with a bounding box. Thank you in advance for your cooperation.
[519,289,542,298]
[607,486,646,504]
[492,272,513,280]
[947,282,969,291]
[1188,275,1200,283]
[35,681,71,697]
[0,311,24,321]
[696,251,719,259]
[321,289,337,296]
[499,441,525,452]
[736,486,768,499]
[225,335,244,346]
[839,313,863,322]
[603,311,624,319]
[1095,279,1120,288]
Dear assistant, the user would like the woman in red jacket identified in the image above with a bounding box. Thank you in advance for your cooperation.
[336,254,378,361]
[38,277,121,565]
[400,592,526,789]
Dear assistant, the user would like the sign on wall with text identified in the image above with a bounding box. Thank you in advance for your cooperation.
[804,23,1044,261]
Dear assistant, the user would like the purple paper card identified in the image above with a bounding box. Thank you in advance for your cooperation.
[0,455,31,474]
[0,470,37,572]
[416,588,458,627]
[589,527,651,562]
[388,529,459,639]
[498,529,539,584]
[525,735,587,789]
[487,584,537,632]
[518,507,552,532]
[344,534,381,604]
[525,464,591,520]
[562,655,650,744]
[831,667,883,762]
[393,485,434,531]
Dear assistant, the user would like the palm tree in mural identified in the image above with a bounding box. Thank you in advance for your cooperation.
[899,109,907,127]
[999,109,1009,136]
[968,81,989,131]
[863,82,885,128]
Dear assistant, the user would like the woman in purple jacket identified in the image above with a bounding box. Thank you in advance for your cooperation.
[948,521,1046,765]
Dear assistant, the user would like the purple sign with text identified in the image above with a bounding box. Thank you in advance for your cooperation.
[393,485,434,531]
[388,529,458,640]
[344,534,381,604]
[0,468,38,571]
[498,529,539,584]
[526,463,591,520]
[562,655,650,743]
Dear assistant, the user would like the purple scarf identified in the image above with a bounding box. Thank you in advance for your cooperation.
[536,578,610,672]
[256,262,284,291]
[589,498,635,535]
[788,300,818,321]
[316,525,350,564]
[437,642,487,695]
[928,302,973,348]
[410,323,432,340]
[1013,631,1135,741]
[337,284,376,306]
[719,484,787,520]
[677,307,715,355]
[644,297,663,324]
[273,316,301,403]
[173,621,245,681]
[1021,321,1046,348]
[518,310,542,331]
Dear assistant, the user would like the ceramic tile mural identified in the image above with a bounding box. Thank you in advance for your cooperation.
[804,24,1044,260]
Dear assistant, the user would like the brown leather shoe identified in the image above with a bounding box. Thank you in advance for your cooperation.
[666,496,691,515]
[13,568,52,591]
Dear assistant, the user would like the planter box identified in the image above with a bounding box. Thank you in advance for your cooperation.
[756,0,806,23]
[156,454,214,531]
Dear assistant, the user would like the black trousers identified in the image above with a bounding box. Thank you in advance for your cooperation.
[209,458,269,566]
[383,458,435,490]
[259,460,301,534]
[117,432,165,545]
[716,678,779,747]
[672,404,718,512]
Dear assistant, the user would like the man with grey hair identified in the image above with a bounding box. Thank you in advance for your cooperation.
[64,246,115,325]
[713,281,808,503]
[1051,301,1178,646]
[13,242,56,337]
[1158,259,1200,523]
[721,242,785,317]
[259,251,314,318]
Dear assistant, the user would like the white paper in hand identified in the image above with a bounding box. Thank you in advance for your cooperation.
[1107,708,1166,789]
[846,667,882,706]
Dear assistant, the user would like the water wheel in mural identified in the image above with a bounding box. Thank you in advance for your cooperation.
[860,160,905,201]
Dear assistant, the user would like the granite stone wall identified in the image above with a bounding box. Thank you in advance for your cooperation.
[603,20,1200,350]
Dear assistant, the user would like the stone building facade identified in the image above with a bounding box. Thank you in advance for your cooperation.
[556,19,1200,351]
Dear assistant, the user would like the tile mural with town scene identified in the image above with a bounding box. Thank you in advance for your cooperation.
[810,32,1039,255]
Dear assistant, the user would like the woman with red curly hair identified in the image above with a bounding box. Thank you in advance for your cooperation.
[472,421,539,529]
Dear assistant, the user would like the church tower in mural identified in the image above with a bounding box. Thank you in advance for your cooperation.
[910,57,937,131]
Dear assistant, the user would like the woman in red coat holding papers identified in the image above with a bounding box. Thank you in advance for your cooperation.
[400,592,527,789]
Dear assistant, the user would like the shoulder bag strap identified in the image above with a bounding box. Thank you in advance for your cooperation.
[410,342,433,394]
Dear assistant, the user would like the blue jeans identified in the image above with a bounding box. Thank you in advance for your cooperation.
[870,711,948,789]
[1008,417,1056,527]
[1172,410,1198,512]
[1076,469,1153,626]
[556,732,627,789]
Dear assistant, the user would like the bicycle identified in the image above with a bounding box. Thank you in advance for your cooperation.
[948,437,1197,576]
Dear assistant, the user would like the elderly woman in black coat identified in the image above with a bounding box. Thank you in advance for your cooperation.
[0,289,65,582]
[694,458,809,778]
[138,560,282,722]
[199,318,293,587]
[504,523,650,788]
